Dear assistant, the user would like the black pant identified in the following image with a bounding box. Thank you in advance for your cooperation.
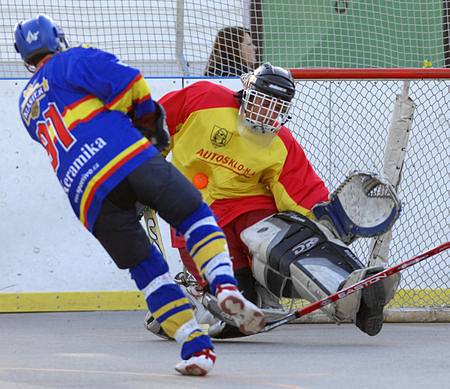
[93,155,201,269]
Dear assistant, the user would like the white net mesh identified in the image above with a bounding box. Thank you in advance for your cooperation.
[289,75,449,312]
[1,0,449,77]
[1,1,448,316]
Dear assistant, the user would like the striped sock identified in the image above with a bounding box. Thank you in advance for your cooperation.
[177,202,237,294]
[129,244,213,359]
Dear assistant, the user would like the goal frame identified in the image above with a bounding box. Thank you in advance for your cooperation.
[286,68,450,323]
[290,68,450,80]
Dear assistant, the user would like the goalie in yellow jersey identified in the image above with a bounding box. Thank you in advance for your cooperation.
[143,63,401,339]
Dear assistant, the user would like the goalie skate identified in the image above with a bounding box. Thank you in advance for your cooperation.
[355,267,387,336]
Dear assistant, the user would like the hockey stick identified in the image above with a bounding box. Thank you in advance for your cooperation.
[143,207,166,257]
[260,241,450,333]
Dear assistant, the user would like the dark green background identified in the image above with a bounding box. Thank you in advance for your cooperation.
[262,1,445,67]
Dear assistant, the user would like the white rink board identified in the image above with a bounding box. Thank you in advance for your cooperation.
[0,79,182,293]
[0,77,447,293]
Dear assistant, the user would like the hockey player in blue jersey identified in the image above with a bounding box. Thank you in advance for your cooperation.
[14,14,265,376]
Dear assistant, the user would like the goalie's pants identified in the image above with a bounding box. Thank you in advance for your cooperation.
[93,154,202,269]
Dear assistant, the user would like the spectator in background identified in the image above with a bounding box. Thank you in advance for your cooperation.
[204,26,257,76]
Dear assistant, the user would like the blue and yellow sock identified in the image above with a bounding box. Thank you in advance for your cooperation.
[177,202,237,294]
[129,244,213,359]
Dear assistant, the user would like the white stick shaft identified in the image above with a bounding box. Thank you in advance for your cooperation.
[368,81,415,266]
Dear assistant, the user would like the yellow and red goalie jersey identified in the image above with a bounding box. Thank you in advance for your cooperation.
[159,81,329,228]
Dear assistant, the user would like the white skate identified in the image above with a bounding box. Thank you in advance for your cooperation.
[175,348,216,376]
[215,284,266,335]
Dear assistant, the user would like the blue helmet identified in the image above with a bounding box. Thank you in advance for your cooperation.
[14,14,68,66]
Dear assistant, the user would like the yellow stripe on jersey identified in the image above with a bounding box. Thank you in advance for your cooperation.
[62,96,105,130]
[79,138,149,226]
[107,76,150,113]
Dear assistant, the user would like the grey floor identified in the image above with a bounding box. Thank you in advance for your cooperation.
[0,311,449,389]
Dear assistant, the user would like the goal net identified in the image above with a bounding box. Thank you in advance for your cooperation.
[287,69,449,321]
[0,1,448,319]
[1,1,449,77]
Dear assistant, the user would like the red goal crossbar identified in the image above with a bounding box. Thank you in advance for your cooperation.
[289,68,450,80]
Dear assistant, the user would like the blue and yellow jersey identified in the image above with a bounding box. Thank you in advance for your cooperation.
[159,81,329,229]
[18,46,159,230]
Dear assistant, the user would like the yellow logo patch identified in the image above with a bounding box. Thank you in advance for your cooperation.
[21,78,49,125]
[210,125,232,148]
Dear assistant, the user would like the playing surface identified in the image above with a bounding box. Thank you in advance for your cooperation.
[0,311,448,389]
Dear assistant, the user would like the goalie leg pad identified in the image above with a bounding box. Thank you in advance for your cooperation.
[288,249,367,322]
[333,267,374,321]
[278,213,400,322]
[240,212,304,298]
[241,211,401,323]
[356,267,386,336]
[355,269,401,335]
[383,272,401,304]
[241,212,369,321]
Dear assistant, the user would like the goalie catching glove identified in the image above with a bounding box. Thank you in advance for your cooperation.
[312,172,401,244]
[131,101,170,151]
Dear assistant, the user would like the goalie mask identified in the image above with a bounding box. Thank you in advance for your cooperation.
[14,14,69,72]
[238,63,296,146]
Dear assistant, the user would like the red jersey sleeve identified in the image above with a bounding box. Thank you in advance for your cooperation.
[265,127,330,217]
[158,88,188,136]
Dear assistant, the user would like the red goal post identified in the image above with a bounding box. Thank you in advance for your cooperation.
[290,68,450,80]
[284,68,450,321]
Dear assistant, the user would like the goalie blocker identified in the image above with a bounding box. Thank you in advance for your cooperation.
[241,212,400,336]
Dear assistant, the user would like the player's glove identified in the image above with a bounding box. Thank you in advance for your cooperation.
[132,101,170,152]
[312,172,401,244]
